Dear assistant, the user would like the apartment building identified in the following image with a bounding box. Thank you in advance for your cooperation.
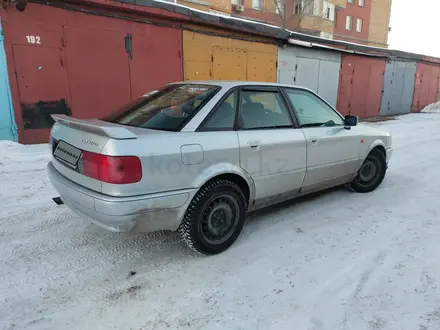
[174,0,391,47]
[334,0,392,47]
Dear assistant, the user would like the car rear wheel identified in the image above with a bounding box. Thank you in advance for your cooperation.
[346,149,386,193]
[178,179,247,255]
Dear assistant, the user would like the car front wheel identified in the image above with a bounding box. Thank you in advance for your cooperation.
[346,148,387,193]
[178,179,247,255]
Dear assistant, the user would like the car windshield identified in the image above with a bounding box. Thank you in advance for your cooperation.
[103,84,220,131]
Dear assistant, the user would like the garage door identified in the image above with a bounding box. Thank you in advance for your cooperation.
[14,45,69,144]
[278,47,341,107]
[380,60,416,116]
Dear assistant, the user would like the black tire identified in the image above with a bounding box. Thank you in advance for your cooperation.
[346,148,387,193]
[178,179,247,255]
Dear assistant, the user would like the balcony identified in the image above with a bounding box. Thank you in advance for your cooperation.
[329,0,346,8]
[290,14,335,35]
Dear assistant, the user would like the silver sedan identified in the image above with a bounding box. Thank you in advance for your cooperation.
[47,81,393,254]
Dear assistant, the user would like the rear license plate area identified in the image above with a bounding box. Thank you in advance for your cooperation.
[53,140,82,167]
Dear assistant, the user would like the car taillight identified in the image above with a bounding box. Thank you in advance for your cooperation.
[79,151,142,184]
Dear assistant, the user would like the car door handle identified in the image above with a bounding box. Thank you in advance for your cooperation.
[249,141,260,151]
[310,137,319,144]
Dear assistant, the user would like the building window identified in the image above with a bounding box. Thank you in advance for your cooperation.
[275,0,284,15]
[356,18,363,32]
[294,0,314,15]
[348,0,353,3]
[294,2,302,14]
[252,0,262,10]
[324,3,335,21]
[359,0,364,6]
[346,15,352,30]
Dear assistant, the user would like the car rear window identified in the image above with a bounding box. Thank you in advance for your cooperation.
[103,84,220,131]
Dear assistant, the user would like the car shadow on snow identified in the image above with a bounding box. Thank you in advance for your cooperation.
[69,178,403,262]
[70,186,348,261]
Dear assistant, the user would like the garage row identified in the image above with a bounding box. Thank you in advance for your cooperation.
[1,2,440,144]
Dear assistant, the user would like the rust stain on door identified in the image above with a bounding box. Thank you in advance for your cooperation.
[14,45,69,144]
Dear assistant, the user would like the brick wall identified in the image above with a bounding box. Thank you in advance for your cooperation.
[210,0,232,13]
[291,15,335,34]
[177,0,232,13]
[330,0,347,7]
[177,0,210,12]
[334,0,371,43]
[232,0,293,28]
[368,0,392,46]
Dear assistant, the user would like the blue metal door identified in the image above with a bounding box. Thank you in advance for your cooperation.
[0,23,17,141]
[278,47,341,108]
[380,60,417,116]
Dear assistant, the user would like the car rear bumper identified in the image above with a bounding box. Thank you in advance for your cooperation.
[47,161,197,232]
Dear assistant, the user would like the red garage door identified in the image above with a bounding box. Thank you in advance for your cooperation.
[130,25,182,99]
[412,63,440,112]
[337,55,386,118]
[64,24,182,119]
[3,2,183,144]
[13,45,69,144]
[64,26,132,119]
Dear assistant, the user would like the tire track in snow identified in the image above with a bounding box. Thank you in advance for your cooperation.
[2,210,187,291]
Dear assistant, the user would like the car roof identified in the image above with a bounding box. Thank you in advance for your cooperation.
[169,80,311,91]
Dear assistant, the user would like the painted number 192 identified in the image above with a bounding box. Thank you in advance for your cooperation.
[26,35,41,44]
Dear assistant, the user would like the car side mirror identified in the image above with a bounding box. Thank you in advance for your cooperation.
[344,115,358,129]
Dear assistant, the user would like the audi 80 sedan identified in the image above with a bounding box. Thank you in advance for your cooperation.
[48,81,392,255]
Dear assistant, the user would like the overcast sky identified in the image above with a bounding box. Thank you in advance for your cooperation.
[388,0,440,57]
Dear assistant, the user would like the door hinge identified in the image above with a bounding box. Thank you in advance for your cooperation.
[14,71,18,79]
[61,36,66,47]
[125,34,133,60]
[294,64,298,71]
[211,54,214,62]
[275,60,278,69]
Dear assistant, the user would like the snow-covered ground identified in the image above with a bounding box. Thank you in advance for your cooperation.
[2,113,440,330]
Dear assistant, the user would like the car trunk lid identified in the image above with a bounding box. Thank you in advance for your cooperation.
[50,115,139,193]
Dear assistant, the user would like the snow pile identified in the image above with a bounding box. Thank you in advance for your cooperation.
[421,101,440,113]
[3,114,440,329]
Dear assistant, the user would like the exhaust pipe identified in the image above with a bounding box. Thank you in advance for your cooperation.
[52,197,64,205]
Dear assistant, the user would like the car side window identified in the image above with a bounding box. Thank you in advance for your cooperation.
[201,91,237,130]
[284,89,344,127]
[239,90,293,130]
